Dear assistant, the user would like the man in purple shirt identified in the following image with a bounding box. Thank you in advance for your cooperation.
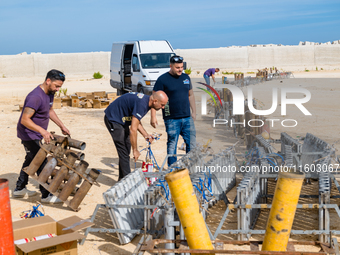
[203,68,220,85]
[13,69,71,204]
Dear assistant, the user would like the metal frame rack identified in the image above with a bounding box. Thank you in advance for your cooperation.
[81,146,238,248]
[212,133,339,244]
[82,130,340,253]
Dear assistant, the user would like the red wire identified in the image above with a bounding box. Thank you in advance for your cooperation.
[150,207,158,218]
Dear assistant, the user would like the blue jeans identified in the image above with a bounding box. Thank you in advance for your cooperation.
[203,74,210,85]
[164,117,196,166]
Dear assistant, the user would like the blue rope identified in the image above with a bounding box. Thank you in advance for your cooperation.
[267,153,285,162]
[201,177,213,196]
[30,204,44,218]
[266,157,277,167]
[142,140,161,170]
[157,179,169,200]
[244,146,285,169]
[21,204,44,218]
[193,181,209,202]
[148,146,160,169]
[193,183,202,194]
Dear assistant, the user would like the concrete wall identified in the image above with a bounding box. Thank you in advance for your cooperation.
[0,54,35,77]
[0,52,110,77]
[176,44,340,71]
[175,47,248,69]
[0,44,339,77]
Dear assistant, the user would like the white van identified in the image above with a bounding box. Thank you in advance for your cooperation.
[110,40,176,95]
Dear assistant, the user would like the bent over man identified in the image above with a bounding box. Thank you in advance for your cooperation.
[104,91,168,180]
[203,68,220,85]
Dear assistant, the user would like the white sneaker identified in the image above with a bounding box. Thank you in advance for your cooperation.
[13,188,37,198]
[179,142,186,151]
[41,195,63,204]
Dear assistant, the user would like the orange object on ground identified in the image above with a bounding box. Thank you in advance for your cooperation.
[0,178,15,255]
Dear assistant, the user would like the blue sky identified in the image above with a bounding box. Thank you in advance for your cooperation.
[0,0,339,55]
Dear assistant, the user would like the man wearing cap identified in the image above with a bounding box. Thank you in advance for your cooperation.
[203,68,220,85]
[14,69,71,204]
[151,55,196,167]
[104,91,168,180]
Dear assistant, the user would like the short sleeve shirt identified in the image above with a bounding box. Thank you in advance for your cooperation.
[17,85,54,141]
[104,92,150,126]
[153,72,192,120]
[204,68,215,77]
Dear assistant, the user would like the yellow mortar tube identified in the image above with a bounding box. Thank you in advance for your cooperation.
[262,169,305,251]
[165,168,214,254]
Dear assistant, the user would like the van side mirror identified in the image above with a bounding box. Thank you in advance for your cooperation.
[183,62,187,70]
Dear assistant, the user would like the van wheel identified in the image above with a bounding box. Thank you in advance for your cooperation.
[137,86,144,94]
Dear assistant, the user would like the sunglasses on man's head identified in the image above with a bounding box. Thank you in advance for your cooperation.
[54,73,65,79]
[170,56,183,63]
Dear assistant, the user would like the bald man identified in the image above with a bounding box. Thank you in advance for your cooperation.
[104,91,168,180]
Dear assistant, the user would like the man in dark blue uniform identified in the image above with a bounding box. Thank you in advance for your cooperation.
[151,55,196,166]
[104,91,168,179]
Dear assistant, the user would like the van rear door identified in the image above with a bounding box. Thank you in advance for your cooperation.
[110,43,124,87]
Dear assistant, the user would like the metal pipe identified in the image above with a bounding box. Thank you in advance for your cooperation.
[52,134,86,150]
[165,168,214,254]
[26,143,53,175]
[180,224,190,255]
[58,161,88,201]
[262,169,305,252]
[0,179,15,255]
[51,169,71,180]
[68,168,100,210]
[65,149,85,160]
[48,152,78,193]
[164,204,175,255]
[38,156,58,183]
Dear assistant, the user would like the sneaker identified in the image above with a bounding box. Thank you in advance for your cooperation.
[13,188,37,198]
[41,195,63,204]
[179,142,186,151]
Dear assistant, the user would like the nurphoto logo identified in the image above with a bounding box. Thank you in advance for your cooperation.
[200,84,312,128]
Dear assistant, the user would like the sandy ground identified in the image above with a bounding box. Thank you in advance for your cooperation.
[1,70,340,254]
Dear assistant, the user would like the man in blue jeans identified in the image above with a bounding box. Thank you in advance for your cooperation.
[203,68,220,85]
[151,55,196,166]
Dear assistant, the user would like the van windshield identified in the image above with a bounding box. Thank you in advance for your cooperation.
[140,53,175,69]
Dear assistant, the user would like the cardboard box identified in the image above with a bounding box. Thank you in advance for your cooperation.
[92,99,101,109]
[81,100,93,108]
[61,97,72,107]
[13,215,93,255]
[106,92,117,100]
[71,96,80,108]
[86,93,95,100]
[75,92,87,98]
[101,101,110,108]
[53,98,62,109]
[93,91,106,98]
